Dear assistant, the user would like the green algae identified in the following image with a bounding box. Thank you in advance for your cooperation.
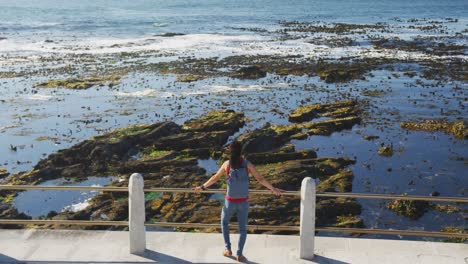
[335,215,364,228]
[289,100,358,123]
[373,38,467,56]
[317,170,353,193]
[387,198,430,220]
[0,168,8,178]
[91,124,153,143]
[401,119,467,139]
[148,149,173,159]
[176,75,205,82]
[440,226,467,243]
[378,146,394,157]
[278,21,387,34]
[432,204,460,214]
[0,193,15,203]
[182,110,245,132]
[230,65,267,79]
[35,75,122,90]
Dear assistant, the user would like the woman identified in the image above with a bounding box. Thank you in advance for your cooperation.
[194,141,283,262]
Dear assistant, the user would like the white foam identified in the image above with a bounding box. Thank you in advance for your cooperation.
[0,32,465,62]
[0,21,63,28]
[209,84,268,92]
[24,94,54,101]
[153,22,169,28]
[115,89,158,97]
[62,199,91,212]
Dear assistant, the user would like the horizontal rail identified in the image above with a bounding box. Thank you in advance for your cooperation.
[0,185,467,202]
[315,227,468,239]
[1,220,464,239]
[316,192,468,203]
[0,219,128,226]
[0,185,128,192]
[145,222,300,231]
[146,223,467,238]
[143,188,300,196]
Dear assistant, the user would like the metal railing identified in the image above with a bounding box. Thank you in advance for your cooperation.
[0,174,467,260]
[1,185,465,202]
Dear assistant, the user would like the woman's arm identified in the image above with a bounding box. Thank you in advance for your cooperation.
[247,162,283,196]
[193,161,227,193]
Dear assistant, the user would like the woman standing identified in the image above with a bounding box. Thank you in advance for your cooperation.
[194,141,283,262]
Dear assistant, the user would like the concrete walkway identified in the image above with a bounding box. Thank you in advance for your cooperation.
[0,229,466,264]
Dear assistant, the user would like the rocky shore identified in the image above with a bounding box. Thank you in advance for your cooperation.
[0,102,365,233]
[0,17,466,240]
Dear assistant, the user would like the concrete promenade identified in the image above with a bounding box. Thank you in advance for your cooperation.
[0,229,466,264]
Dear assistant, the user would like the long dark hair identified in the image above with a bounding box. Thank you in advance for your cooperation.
[229,141,243,169]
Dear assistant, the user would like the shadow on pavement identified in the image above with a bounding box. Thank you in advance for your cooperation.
[311,255,349,264]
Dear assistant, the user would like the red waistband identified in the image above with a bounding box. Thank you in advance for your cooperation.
[225,195,249,203]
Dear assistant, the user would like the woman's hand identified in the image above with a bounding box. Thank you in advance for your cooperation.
[193,185,205,193]
[270,187,284,196]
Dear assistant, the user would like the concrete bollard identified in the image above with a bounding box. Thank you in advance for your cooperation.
[300,177,315,260]
[129,173,146,254]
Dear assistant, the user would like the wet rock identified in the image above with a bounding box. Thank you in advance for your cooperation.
[182,110,245,133]
[387,199,430,220]
[239,109,360,154]
[237,124,301,154]
[289,100,359,123]
[152,111,244,154]
[1,108,362,233]
[0,203,31,229]
[119,159,197,174]
[278,21,386,34]
[304,116,361,136]
[317,170,353,193]
[33,121,180,178]
[363,135,379,141]
[432,204,460,214]
[246,148,317,164]
[316,198,362,226]
[318,67,365,83]
[145,54,381,84]
[373,38,467,56]
[46,211,58,219]
[450,121,467,139]
[334,215,364,228]
[401,119,467,139]
[440,226,467,243]
[0,168,9,178]
[20,110,243,186]
[153,131,231,151]
[176,75,205,82]
[253,158,355,190]
[157,32,185,37]
[362,90,387,97]
[35,75,122,90]
[6,169,61,186]
[378,146,394,157]
[230,66,266,79]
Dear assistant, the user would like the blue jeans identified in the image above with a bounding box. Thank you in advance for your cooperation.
[221,200,249,256]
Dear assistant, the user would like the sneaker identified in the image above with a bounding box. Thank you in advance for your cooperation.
[236,255,246,262]
[223,249,232,257]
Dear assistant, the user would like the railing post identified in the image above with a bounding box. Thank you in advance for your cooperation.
[129,173,146,254]
[300,177,315,260]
